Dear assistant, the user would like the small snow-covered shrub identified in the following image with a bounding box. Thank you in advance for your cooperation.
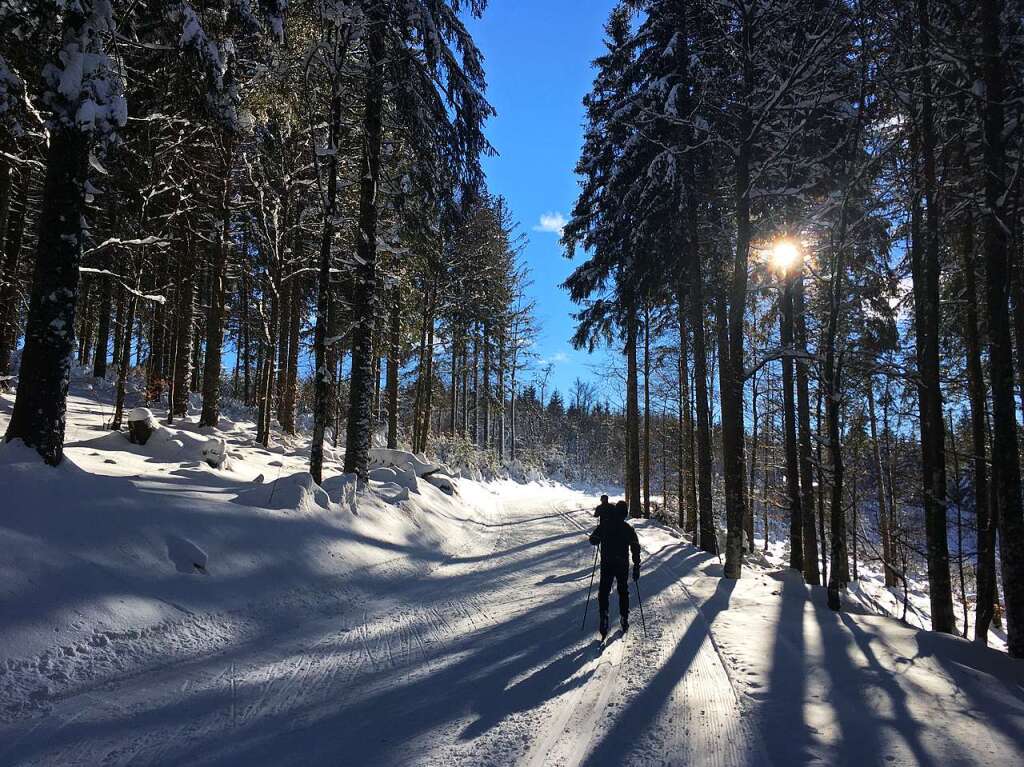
[201,437,229,469]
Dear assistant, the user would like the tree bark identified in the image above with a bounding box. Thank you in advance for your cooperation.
[978,0,1024,657]
[958,207,995,641]
[689,258,715,553]
[199,134,234,428]
[910,0,955,631]
[4,122,90,464]
[111,292,137,432]
[720,3,755,580]
[386,284,401,450]
[276,273,291,426]
[284,274,300,433]
[794,277,820,584]
[256,279,279,448]
[816,388,828,586]
[0,170,27,375]
[625,314,642,517]
[780,278,804,571]
[867,379,896,587]
[642,302,651,518]
[677,291,697,534]
[311,77,344,483]
[482,322,491,451]
[343,11,384,481]
[719,287,747,576]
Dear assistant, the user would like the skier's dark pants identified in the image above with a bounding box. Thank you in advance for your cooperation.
[598,563,630,618]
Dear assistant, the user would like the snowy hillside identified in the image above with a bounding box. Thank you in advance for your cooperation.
[2,386,1023,766]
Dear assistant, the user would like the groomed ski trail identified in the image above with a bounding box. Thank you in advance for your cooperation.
[525,503,770,767]
[0,490,769,766]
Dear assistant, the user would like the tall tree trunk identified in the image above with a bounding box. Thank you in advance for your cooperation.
[719,288,747,575]
[172,244,196,419]
[343,12,384,480]
[642,303,651,518]
[675,0,716,548]
[450,337,459,437]
[689,259,715,553]
[239,268,251,405]
[471,334,479,445]
[497,330,506,459]
[0,169,27,375]
[794,277,820,584]
[959,210,995,642]
[111,292,137,431]
[867,379,896,587]
[461,342,470,436]
[4,114,90,463]
[780,277,804,571]
[421,291,436,454]
[412,284,429,452]
[386,284,401,450]
[748,370,760,551]
[199,134,234,428]
[816,388,828,586]
[910,0,955,630]
[824,351,846,610]
[509,345,518,460]
[720,4,755,580]
[0,157,9,260]
[979,0,1024,657]
[626,314,642,517]
[284,275,300,433]
[311,76,344,483]
[482,322,491,451]
[256,280,279,448]
[77,278,93,367]
[677,292,697,534]
[276,274,291,426]
[92,272,113,378]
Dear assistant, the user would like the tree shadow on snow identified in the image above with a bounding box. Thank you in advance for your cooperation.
[581,561,750,766]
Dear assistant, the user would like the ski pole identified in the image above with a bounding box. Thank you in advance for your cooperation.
[582,543,600,630]
[634,574,648,638]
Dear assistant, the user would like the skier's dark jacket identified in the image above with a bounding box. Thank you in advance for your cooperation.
[589,518,641,569]
[593,500,616,526]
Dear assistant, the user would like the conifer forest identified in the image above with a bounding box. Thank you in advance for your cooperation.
[2,2,1024,765]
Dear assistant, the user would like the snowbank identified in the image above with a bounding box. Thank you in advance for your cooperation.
[0,386,494,721]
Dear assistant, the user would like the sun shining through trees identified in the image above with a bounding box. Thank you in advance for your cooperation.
[562,0,1024,658]
[770,239,801,276]
[1,1,1024,765]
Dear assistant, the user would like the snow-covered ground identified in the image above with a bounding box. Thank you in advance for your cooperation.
[2,384,1023,765]
[751,535,1009,653]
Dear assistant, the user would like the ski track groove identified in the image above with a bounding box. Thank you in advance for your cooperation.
[1,493,767,767]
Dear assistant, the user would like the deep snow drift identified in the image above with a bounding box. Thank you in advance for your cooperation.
[1,384,1022,766]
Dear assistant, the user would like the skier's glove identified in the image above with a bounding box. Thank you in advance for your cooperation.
[632,563,640,581]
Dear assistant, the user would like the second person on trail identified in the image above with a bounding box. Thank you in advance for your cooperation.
[589,500,641,638]
[594,494,615,526]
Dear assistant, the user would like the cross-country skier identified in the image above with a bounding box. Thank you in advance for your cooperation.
[593,494,616,526]
[588,500,641,637]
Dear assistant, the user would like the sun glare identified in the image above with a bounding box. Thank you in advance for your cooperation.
[771,239,801,274]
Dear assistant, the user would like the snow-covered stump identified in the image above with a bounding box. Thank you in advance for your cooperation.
[201,437,228,469]
[126,407,156,445]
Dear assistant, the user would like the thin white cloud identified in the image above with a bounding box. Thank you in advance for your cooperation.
[539,351,569,365]
[533,212,567,235]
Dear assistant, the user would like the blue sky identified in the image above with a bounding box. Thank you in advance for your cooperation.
[466,0,620,402]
